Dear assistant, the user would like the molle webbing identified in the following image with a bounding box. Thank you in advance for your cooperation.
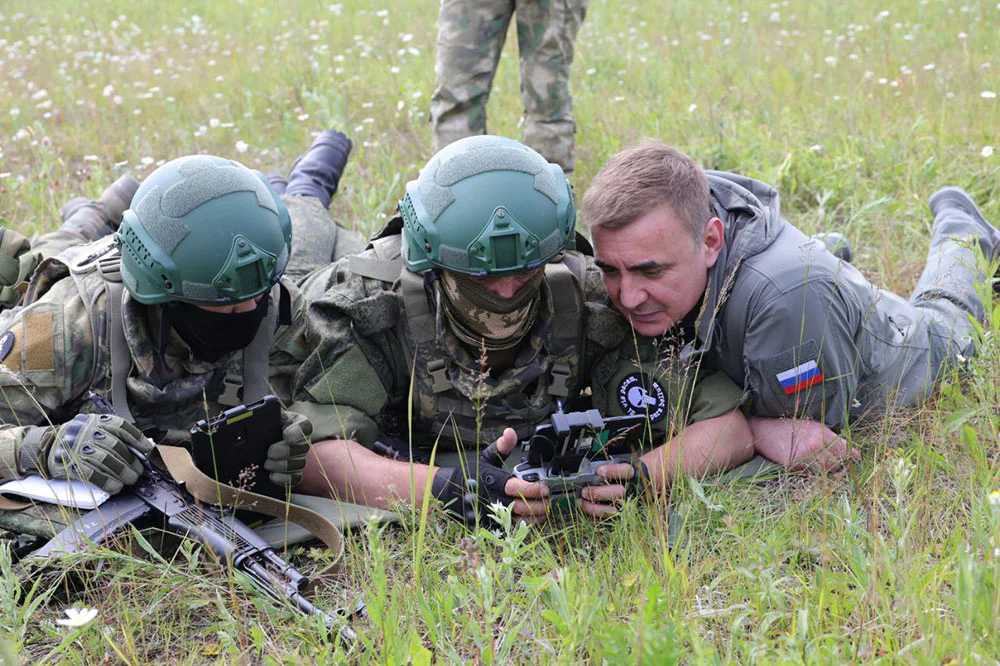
[405,254,586,447]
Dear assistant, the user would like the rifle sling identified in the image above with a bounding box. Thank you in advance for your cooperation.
[0,496,30,511]
[153,445,344,578]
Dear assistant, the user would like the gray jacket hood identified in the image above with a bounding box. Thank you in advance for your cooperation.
[696,171,787,345]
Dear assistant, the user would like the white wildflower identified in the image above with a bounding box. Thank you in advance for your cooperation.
[983,146,995,158]
[235,140,249,153]
[55,606,98,628]
[982,91,997,99]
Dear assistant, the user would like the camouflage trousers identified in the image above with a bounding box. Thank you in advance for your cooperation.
[430,0,589,173]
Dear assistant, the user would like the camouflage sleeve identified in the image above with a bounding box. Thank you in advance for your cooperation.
[291,260,407,446]
[0,277,96,464]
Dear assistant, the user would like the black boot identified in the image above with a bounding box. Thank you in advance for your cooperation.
[285,129,352,209]
[60,174,140,233]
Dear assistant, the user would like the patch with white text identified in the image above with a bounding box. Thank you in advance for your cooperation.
[775,359,824,395]
[617,372,667,422]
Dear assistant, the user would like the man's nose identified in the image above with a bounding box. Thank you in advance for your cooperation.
[618,275,646,310]
[487,277,521,299]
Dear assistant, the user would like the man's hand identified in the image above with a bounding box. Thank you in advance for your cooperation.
[432,428,549,525]
[579,458,651,519]
[266,410,313,488]
[46,414,151,494]
[749,416,859,471]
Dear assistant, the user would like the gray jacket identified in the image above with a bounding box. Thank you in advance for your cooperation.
[692,171,974,430]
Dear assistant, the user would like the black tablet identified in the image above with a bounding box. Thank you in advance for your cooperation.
[189,395,284,499]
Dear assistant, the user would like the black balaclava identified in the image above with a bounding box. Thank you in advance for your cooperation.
[164,296,269,362]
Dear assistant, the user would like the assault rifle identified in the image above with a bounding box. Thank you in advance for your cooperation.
[28,393,361,646]
[512,404,648,509]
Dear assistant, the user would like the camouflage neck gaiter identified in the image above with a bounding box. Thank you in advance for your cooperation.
[439,270,544,351]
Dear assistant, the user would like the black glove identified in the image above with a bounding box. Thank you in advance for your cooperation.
[265,410,313,488]
[45,414,152,494]
[431,441,513,525]
[624,459,652,499]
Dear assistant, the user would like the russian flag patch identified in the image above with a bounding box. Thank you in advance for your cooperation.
[776,359,824,395]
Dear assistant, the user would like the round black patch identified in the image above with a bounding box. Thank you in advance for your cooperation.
[617,372,667,422]
[0,331,13,364]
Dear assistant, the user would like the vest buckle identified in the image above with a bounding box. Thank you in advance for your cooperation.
[427,359,453,393]
[549,362,571,397]
[218,372,243,406]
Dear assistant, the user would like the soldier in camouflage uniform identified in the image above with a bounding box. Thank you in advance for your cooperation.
[430,0,588,173]
[291,136,753,523]
[0,147,361,501]
[0,130,363,312]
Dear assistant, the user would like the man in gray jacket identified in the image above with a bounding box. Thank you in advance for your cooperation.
[581,141,999,468]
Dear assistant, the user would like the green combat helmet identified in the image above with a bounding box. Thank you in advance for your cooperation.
[117,155,291,305]
[399,135,575,276]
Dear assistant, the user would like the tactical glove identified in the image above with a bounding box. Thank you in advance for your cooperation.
[43,414,152,495]
[623,459,652,499]
[431,441,513,525]
[265,410,312,488]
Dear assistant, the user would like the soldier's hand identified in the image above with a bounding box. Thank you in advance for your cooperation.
[432,428,549,526]
[47,414,151,495]
[266,410,313,488]
[579,459,651,519]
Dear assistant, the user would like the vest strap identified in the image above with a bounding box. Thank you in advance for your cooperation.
[240,284,280,405]
[105,281,134,422]
[348,255,402,283]
[401,268,436,344]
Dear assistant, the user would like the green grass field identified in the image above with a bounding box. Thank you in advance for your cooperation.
[2,0,1000,662]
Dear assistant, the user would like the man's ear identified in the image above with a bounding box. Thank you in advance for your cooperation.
[703,217,724,268]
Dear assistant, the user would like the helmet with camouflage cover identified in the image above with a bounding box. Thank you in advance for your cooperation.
[117,155,292,305]
[399,135,575,277]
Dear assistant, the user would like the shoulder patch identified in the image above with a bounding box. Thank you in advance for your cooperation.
[0,331,13,363]
[776,359,824,395]
[617,371,667,422]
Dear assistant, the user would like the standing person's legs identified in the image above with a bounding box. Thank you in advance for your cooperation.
[430,0,514,153]
[515,0,588,173]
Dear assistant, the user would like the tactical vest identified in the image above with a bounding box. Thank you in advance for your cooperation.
[18,236,280,432]
[348,234,588,448]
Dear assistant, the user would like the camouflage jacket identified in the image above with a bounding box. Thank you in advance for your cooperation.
[0,243,311,456]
